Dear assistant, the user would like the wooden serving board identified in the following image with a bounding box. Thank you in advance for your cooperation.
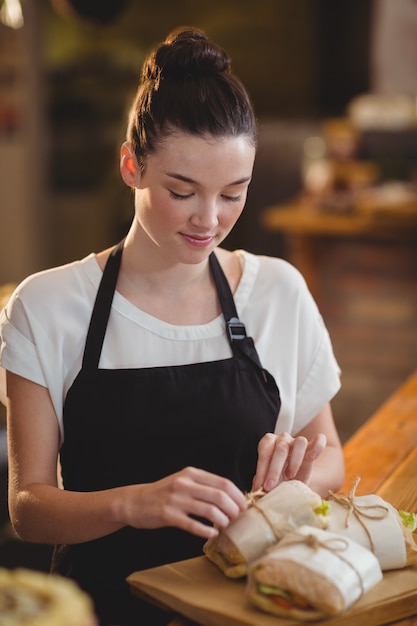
[128,556,417,626]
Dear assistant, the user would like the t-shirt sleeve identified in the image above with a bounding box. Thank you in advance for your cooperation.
[0,268,83,447]
[278,266,341,435]
[0,306,48,388]
[291,316,341,434]
[243,254,341,436]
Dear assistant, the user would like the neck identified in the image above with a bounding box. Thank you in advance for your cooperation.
[119,224,215,298]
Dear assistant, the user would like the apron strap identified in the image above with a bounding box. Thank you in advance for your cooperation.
[209,252,264,372]
[82,240,124,369]
[82,242,264,373]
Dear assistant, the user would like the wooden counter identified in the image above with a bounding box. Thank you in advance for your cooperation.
[260,200,417,297]
[261,201,417,238]
[167,368,417,626]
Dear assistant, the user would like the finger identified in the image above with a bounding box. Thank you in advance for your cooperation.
[305,433,327,461]
[195,486,244,523]
[171,469,247,522]
[158,485,240,536]
[285,434,327,484]
[283,436,309,479]
[187,486,246,530]
[163,504,221,539]
[251,433,278,491]
[186,467,247,512]
[259,433,295,492]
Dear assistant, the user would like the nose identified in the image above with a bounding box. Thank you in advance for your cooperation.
[189,199,219,231]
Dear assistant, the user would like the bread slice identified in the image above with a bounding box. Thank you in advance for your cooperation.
[204,480,328,578]
[247,525,383,619]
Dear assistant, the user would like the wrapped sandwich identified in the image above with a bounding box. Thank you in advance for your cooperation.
[326,481,417,570]
[203,480,330,578]
[0,568,97,626]
[247,525,383,620]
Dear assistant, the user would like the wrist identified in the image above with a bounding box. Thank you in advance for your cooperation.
[110,484,145,529]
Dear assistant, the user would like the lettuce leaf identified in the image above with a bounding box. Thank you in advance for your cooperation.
[257,583,289,597]
[314,500,331,516]
[399,510,417,532]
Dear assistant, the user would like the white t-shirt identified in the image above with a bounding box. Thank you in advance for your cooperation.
[0,250,341,442]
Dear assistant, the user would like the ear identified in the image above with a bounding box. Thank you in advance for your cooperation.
[120,141,140,188]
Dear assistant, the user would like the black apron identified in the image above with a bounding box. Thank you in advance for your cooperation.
[53,242,281,625]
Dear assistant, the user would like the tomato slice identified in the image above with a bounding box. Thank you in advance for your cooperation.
[270,595,296,610]
[257,583,315,613]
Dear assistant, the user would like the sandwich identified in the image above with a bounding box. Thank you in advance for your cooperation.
[203,480,330,578]
[326,489,417,570]
[0,568,97,626]
[246,525,383,620]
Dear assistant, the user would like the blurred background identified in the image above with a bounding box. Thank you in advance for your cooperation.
[0,0,417,569]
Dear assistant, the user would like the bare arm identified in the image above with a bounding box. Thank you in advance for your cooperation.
[252,402,345,497]
[7,372,247,545]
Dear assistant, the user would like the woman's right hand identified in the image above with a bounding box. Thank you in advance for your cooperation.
[120,466,247,539]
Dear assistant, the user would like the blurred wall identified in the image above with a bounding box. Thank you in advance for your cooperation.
[0,2,48,283]
[0,0,373,282]
[0,0,417,447]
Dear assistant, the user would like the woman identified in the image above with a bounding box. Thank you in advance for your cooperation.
[0,27,344,625]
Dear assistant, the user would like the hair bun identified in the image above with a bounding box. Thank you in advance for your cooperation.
[143,27,231,80]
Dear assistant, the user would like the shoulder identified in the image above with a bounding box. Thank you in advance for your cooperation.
[5,254,100,321]
[232,249,320,333]
[236,250,309,299]
[217,247,306,289]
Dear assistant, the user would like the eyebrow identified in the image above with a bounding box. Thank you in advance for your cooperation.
[165,172,252,186]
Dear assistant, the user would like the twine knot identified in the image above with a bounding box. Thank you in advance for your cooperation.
[280,530,365,598]
[327,476,389,553]
[282,531,349,554]
[245,488,287,542]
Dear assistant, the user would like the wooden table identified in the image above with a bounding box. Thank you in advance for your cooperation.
[261,200,417,297]
[168,368,417,626]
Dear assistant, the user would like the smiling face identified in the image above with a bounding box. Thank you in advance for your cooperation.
[121,132,256,265]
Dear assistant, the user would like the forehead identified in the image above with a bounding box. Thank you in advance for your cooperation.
[150,132,256,177]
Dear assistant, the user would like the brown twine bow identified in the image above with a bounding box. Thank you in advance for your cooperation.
[245,489,289,543]
[279,530,365,598]
[327,476,389,553]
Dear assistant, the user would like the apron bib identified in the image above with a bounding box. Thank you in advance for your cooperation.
[53,242,281,625]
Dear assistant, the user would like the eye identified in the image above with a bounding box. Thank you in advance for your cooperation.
[169,190,193,200]
[222,194,243,202]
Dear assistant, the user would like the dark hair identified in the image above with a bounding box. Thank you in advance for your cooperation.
[126,26,257,168]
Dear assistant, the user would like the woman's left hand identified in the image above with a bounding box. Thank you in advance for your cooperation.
[251,431,327,492]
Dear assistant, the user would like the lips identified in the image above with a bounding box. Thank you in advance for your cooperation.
[181,233,215,246]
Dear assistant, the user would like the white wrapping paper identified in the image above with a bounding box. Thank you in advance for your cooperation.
[217,480,325,563]
[326,493,407,570]
[249,525,383,613]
